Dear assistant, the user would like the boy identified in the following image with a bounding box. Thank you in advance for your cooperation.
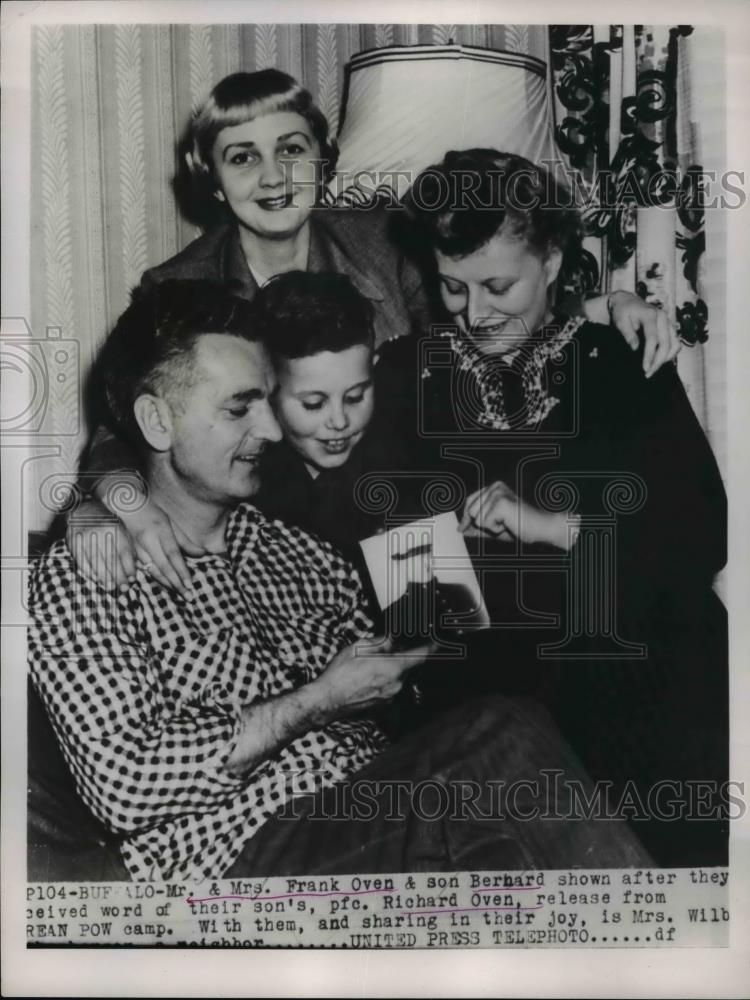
[70,271,408,583]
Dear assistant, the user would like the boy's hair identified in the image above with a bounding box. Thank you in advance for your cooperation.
[97,280,259,448]
[253,271,375,362]
[404,148,582,264]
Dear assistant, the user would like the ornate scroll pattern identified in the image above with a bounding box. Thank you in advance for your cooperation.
[550,26,599,176]
[39,474,87,517]
[550,24,708,347]
[534,472,648,661]
[353,472,467,525]
[354,474,400,518]
[675,163,709,345]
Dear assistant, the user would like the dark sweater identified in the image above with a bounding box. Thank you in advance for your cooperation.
[256,319,729,864]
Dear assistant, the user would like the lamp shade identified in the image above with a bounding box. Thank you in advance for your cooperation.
[328,44,557,204]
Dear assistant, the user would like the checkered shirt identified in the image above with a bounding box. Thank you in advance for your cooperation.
[28,503,388,881]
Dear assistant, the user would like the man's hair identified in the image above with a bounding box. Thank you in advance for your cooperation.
[253,271,375,362]
[404,148,582,263]
[97,280,259,447]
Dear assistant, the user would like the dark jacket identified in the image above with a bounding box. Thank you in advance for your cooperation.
[264,318,725,864]
[376,319,728,864]
[376,318,727,611]
[141,205,430,348]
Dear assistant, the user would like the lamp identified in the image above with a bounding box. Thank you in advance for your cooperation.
[328,44,557,204]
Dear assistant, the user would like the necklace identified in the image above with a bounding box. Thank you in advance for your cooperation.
[440,316,584,430]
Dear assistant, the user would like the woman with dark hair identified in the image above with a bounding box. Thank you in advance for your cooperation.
[379,148,728,866]
[73,69,679,589]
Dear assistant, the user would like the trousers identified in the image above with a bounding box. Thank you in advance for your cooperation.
[227,695,651,877]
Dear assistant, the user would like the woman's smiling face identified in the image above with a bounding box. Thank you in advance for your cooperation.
[436,230,562,356]
[274,345,375,476]
[211,110,321,240]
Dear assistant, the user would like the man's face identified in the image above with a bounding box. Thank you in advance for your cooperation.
[167,334,282,506]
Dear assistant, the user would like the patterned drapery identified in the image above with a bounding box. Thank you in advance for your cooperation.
[548,25,722,453]
[27,23,723,531]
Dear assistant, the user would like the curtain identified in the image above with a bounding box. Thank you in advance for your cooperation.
[549,26,725,475]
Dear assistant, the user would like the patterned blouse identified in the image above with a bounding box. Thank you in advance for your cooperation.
[28,503,388,882]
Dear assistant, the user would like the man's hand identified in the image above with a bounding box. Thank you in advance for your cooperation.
[67,499,137,589]
[584,291,681,378]
[223,637,434,777]
[459,481,578,550]
[310,636,435,720]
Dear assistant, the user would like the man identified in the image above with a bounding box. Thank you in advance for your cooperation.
[28,280,649,882]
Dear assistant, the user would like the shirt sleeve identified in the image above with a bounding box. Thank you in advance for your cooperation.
[308,535,375,646]
[335,559,377,647]
[28,550,246,836]
[269,521,376,648]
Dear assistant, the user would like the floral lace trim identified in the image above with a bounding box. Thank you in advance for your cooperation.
[441,316,585,430]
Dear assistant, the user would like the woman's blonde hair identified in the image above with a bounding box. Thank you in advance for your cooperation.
[188,69,338,184]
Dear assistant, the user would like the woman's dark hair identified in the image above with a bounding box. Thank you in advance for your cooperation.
[254,271,375,362]
[403,149,583,265]
[97,280,259,448]
[179,69,338,226]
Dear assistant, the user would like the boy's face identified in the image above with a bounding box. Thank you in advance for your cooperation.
[274,345,374,476]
